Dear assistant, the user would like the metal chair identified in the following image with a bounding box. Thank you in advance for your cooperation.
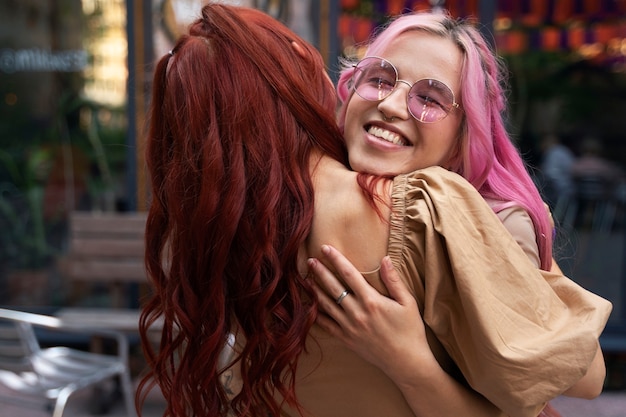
[0,308,137,417]
[561,175,619,232]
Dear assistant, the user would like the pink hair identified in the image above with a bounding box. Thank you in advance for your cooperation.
[337,11,553,270]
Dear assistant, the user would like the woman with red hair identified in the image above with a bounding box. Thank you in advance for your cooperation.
[138,4,610,417]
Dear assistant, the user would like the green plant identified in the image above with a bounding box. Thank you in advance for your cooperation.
[0,147,57,270]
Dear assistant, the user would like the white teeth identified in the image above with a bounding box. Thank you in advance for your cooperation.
[367,126,407,146]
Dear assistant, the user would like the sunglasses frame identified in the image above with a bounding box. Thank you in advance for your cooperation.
[351,56,460,123]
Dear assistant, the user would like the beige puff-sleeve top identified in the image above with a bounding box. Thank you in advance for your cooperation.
[279,167,612,417]
[387,167,611,417]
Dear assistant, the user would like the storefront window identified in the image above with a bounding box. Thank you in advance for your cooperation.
[0,0,127,305]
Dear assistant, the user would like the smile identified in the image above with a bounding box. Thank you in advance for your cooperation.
[367,125,409,146]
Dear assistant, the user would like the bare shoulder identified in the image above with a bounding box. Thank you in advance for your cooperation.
[307,156,391,273]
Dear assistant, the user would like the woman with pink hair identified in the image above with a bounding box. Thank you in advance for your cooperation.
[312,10,608,417]
[335,11,552,270]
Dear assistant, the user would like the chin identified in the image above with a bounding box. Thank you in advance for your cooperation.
[349,156,391,176]
[361,166,389,176]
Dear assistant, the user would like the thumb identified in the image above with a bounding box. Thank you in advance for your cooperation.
[380,256,410,303]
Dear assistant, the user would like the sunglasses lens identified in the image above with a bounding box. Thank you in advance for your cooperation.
[352,57,397,102]
[407,79,456,123]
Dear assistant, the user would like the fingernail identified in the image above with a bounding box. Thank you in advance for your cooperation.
[321,245,330,255]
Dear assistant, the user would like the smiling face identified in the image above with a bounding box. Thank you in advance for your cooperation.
[343,31,464,176]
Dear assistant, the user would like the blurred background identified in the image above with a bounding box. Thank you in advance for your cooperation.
[0,0,625,402]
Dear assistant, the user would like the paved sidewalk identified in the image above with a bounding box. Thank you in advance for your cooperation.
[0,380,165,417]
[2,385,626,417]
[551,391,626,417]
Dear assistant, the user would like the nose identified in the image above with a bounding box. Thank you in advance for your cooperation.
[377,80,411,121]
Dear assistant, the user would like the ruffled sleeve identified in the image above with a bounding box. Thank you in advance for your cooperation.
[388,166,612,417]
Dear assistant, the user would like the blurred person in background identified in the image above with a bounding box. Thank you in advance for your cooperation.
[540,134,576,213]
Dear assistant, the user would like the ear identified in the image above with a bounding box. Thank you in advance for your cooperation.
[291,41,307,59]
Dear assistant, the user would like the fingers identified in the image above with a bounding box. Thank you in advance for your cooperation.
[307,255,353,307]
[316,245,371,296]
[310,245,407,305]
[379,256,411,305]
[309,258,354,335]
[308,257,351,321]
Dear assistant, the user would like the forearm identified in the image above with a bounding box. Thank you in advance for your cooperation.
[384,347,504,417]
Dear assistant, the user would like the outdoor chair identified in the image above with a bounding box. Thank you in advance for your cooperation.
[561,175,619,232]
[0,307,137,417]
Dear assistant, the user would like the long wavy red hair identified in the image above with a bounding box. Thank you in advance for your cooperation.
[137,4,348,416]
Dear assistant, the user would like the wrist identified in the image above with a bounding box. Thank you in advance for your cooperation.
[385,346,441,389]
